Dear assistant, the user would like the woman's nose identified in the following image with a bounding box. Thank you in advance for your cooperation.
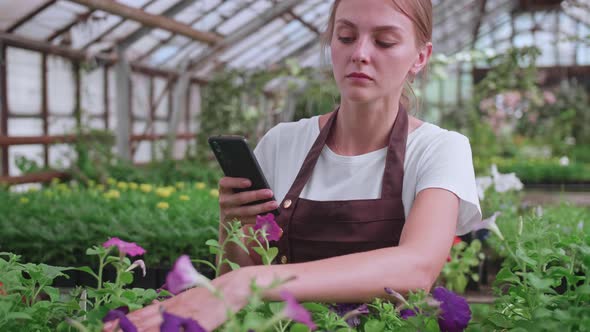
[351,37,370,64]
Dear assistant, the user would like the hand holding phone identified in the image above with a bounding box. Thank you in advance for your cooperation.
[208,135,280,220]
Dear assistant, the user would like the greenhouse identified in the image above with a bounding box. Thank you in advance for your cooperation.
[0,0,589,331]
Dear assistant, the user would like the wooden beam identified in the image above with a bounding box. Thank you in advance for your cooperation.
[41,54,49,167]
[286,10,321,35]
[68,0,222,45]
[115,45,131,160]
[0,32,207,83]
[472,0,488,49]
[134,0,240,63]
[80,0,158,50]
[0,171,69,185]
[47,9,96,41]
[7,0,57,33]
[188,0,301,71]
[130,133,195,141]
[119,0,202,49]
[0,43,8,176]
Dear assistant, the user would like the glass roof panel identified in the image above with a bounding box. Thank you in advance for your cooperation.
[0,0,46,30]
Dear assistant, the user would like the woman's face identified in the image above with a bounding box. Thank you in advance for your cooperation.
[330,0,425,104]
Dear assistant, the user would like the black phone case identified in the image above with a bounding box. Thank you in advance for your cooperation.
[208,135,280,216]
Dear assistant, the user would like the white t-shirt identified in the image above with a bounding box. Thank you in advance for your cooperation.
[253,115,482,235]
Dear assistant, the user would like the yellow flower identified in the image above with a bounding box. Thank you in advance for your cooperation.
[87,180,96,188]
[156,202,169,210]
[129,182,138,190]
[44,191,53,198]
[19,197,29,204]
[209,189,219,198]
[195,182,206,190]
[140,184,153,193]
[179,195,190,201]
[104,189,120,199]
[156,187,174,198]
[117,182,129,190]
[50,178,60,186]
[176,182,185,189]
[27,186,39,193]
[96,184,105,192]
[107,178,117,185]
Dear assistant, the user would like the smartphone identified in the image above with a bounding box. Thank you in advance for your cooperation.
[208,135,279,216]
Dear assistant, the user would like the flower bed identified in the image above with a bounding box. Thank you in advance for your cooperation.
[0,180,220,268]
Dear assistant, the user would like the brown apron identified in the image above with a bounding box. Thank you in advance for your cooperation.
[274,105,409,264]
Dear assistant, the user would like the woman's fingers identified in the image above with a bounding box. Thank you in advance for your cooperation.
[224,201,278,223]
[218,177,251,193]
[219,188,274,208]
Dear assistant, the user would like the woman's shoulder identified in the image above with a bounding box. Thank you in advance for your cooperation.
[410,121,470,147]
[264,115,322,142]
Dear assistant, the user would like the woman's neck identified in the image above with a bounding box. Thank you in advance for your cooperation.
[328,98,400,156]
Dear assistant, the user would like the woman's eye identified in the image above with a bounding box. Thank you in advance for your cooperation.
[376,40,396,48]
[338,36,355,44]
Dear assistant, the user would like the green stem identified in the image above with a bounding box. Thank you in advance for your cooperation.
[258,312,285,332]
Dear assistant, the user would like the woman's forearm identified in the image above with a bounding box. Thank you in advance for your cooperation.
[253,245,441,303]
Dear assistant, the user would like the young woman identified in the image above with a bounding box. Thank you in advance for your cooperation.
[110,0,481,330]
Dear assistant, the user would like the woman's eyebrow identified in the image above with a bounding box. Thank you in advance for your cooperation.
[335,19,404,33]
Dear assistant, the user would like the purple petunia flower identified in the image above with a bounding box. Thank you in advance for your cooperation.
[166,255,214,295]
[160,311,207,332]
[254,213,283,242]
[280,290,317,330]
[103,237,146,257]
[330,303,369,327]
[400,308,417,319]
[432,287,471,332]
[102,306,137,332]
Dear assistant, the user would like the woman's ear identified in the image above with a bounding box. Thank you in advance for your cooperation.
[410,42,433,76]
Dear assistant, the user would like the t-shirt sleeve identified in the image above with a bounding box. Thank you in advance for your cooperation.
[415,131,482,235]
[253,125,280,192]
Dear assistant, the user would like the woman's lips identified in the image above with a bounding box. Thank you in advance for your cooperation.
[346,72,373,81]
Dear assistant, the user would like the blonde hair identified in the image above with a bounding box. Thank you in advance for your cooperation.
[321,0,433,112]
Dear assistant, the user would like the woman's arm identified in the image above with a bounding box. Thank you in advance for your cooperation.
[249,187,460,302]
[107,188,460,331]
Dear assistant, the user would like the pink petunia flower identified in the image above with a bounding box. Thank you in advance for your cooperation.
[125,259,146,277]
[102,237,146,257]
[166,255,214,295]
[254,213,283,242]
[280,290,316,330]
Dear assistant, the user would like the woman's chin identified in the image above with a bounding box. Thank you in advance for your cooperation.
[342,90,377,104]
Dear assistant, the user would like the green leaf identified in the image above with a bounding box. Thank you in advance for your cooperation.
[252,247,266,257]
[121,290,138,302]
[269,302,284,314]
[120,271,134,285]
[364,320,386,332]
[205,239,219,248]
[302,303,330,313]
[43,286,60,302]
[243,311,265,329]
[289,323,311,332]
[266,247,279,263]
[516,248,538,266]
[224,260,240,271]
[6,312,32,320]
[74,266,99,280]
[526,274,553,290]
[495,267,520,284]
[487,313,513,328]
[229,238,250,254]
